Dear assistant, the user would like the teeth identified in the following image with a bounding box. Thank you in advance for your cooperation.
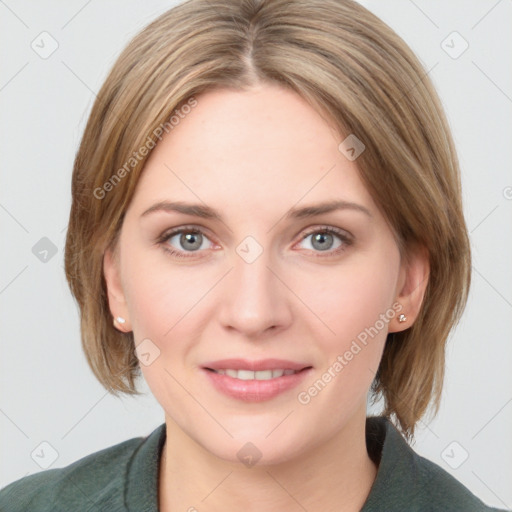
[238,370,255,381]
[213,369,299,380]
[255,370,273,380]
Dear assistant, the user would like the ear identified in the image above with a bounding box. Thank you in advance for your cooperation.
[103,245,132,333]
[389,244,429,333]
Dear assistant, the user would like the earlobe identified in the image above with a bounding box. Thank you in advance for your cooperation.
[103,246,132,332]
[390,245,430,333]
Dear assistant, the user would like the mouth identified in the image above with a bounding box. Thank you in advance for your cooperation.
[204,367,309,380]
[201,358,313,402]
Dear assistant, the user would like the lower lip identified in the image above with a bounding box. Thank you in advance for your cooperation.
[202,368,312,402]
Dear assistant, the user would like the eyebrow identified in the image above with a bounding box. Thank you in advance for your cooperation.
[140,199,372,221]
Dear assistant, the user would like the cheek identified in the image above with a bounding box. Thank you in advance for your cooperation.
[121,247,218,394]
[122,253,204,414]
[303,248,400,343]
[122,245,203,338]
[294,247,400,404]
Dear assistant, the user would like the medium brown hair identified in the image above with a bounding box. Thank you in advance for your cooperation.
[64,0,471,437]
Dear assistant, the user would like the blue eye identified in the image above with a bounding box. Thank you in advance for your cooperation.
[157,225,352,259]
[297,227,352,256]
[158,226,214,259]
[168,231,209,252]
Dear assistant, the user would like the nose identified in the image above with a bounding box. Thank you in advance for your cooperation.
[217,245,293,338]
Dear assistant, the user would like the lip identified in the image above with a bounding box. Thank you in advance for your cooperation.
[201,359,313,402]
[201,358,311,372]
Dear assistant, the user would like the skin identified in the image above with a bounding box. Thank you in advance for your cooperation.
[103,83,429,512]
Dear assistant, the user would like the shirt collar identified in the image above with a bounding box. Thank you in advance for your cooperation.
[125,421,166,511]
[362,415,420,510]
[125,416,409,511]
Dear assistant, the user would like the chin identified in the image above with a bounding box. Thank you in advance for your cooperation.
[197,429,305,467]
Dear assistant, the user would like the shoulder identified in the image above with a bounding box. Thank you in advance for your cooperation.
[0,434,146,512]
[411,449,505,511]
[363,416,509,512]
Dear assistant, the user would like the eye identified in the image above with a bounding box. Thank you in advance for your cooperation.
[296,226,352,256]
[157,226,214,258]
[157,225,353,260]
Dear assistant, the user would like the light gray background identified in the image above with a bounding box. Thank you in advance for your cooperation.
[1,0,511,508]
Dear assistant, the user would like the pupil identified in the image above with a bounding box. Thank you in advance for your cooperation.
[182,232,202,250]
[313,232,332,251]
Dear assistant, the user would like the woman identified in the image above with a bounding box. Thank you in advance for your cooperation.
[0,0,507,510]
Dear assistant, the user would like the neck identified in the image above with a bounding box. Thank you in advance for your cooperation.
[158,409,377,512]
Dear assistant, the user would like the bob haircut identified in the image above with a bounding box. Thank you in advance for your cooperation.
[64,0,471,438]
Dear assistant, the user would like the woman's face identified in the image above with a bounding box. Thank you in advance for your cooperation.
[105,84,413,464]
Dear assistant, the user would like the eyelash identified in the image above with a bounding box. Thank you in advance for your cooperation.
[156,225,353,260]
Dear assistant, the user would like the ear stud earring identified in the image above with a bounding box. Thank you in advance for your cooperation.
[398,314,407,323]
[113,316,127,330]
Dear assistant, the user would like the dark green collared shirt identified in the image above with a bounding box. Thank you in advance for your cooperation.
[0,416,507,511]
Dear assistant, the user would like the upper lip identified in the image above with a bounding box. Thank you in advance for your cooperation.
[202,358,312,371]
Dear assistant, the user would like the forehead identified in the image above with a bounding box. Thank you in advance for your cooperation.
[127,85,376,220]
